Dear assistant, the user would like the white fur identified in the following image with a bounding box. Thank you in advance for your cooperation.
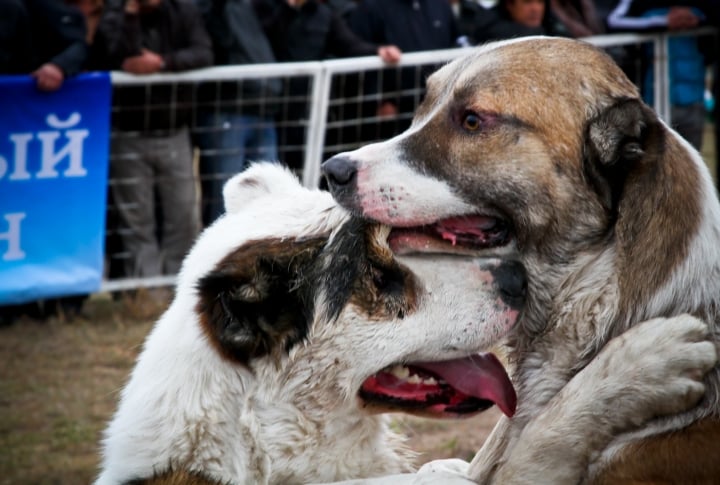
[95,163,524,485]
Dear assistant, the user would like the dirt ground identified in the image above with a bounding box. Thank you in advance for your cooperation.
[0,292,501,485]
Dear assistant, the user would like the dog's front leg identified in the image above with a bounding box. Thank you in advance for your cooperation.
[471,314,717,485]
[465,414,517,485]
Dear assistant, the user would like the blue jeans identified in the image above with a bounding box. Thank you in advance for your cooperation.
[196,111,278,225]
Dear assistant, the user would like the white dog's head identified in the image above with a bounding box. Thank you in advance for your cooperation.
[98,163,527,485]
[187,163,526,419]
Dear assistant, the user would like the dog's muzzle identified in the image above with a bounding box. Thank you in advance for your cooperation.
[491,260,526,310]
[321,155,360,212]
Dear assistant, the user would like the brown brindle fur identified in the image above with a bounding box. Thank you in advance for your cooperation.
[423,42,719,483]
[128,469,223,485]
[324,37,720,484]
[592,419,720,485]
[613,125,702,320]
[349,225,421,321]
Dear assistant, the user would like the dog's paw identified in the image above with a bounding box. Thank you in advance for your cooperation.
[417,458,471,476]
[594,314,717,425]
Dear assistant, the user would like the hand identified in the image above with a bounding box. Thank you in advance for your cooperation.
[376,101,398,118]
[667,7,700,30]
[377,45,402,64]
[286,0,306,8]
[124,0,139,14]
[121,49,165,74]
[32,63,64,91]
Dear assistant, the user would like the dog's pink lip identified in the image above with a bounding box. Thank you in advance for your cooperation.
[358,353,517,418]
[388,215,511,255]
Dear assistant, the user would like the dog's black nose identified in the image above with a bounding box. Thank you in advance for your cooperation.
[492,260,527,309]
[321,156,357,188]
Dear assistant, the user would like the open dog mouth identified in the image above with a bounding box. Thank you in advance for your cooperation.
[358,353,516,418]
[387,216,511,255]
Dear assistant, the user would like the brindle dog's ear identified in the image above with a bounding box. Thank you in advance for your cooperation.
[583,98,664,213]
[195,238,325,365]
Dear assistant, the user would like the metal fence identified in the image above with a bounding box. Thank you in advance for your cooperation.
[102,30,716,293]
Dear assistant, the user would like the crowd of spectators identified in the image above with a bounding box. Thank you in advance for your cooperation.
[1,0,719,321]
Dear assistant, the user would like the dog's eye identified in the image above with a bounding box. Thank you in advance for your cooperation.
[462,111,482,131]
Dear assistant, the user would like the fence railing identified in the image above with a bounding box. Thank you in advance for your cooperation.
[101,30,716,293]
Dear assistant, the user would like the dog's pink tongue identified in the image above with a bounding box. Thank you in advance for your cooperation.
[436,216,498,245]
[417,353,517,417]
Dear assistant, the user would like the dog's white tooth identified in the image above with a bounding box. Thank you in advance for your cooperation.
[390,365,410,379]
[423,377,438,386]
[407,374,422,385]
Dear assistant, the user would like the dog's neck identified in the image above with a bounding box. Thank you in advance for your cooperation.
[245,356,416,483]
[510,132,720,430]
[250,403,413,483]
[509,247,620,420]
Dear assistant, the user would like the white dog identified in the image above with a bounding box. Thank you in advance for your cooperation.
[97,163,715,485]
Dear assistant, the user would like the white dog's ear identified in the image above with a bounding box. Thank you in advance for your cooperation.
[223,163,302,214]
[583,98,663,212]
[195,236,326,364]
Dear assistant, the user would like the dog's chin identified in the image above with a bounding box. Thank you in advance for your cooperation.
[387,215,513,256]
[357,353,517,419]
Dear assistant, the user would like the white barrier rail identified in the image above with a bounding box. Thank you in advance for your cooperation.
[101,30,716,293]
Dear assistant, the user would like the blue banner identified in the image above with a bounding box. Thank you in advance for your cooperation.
[0,72,112,305]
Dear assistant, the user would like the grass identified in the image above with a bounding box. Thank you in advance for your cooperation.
[0,294,157,485]
[0,293,501,484]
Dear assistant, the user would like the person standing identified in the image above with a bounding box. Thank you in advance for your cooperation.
[194,0,281,226]
[95,0,212,278]
[0,0,88,90]
[472,0,569,43]
[607,0,714,151]
[0,0,93,323]
[252,0,401,170]
[347,0,459,106]
[549,0,604,37]
[346,0,458,134]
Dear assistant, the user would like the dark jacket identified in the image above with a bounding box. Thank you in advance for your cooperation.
[550,0,604,37]
[0,0,87,76]
[473,3,569,44]
[198,0,275,66]
[195,0,281,115]
[98,0,213,71]
[607,0,719,31]
[0,0,32,73]
[95,0,213,132]
[253,0,379,62]
[454,0,489,45]
[607,2,714,107]
[348,0,459,52]
[346,0,458,116]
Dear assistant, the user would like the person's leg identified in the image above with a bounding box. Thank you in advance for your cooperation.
[196,110,249,225]
[110,134,162,277]
[155,127,200,275]
[245,115,279,164]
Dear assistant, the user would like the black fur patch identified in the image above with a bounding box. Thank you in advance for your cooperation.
[316,218,419,323]
[315,217,367,323]
[195,237,325,364]
[583,98,664,217]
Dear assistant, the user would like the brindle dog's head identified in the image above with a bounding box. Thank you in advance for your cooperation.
[322,37,708,342]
